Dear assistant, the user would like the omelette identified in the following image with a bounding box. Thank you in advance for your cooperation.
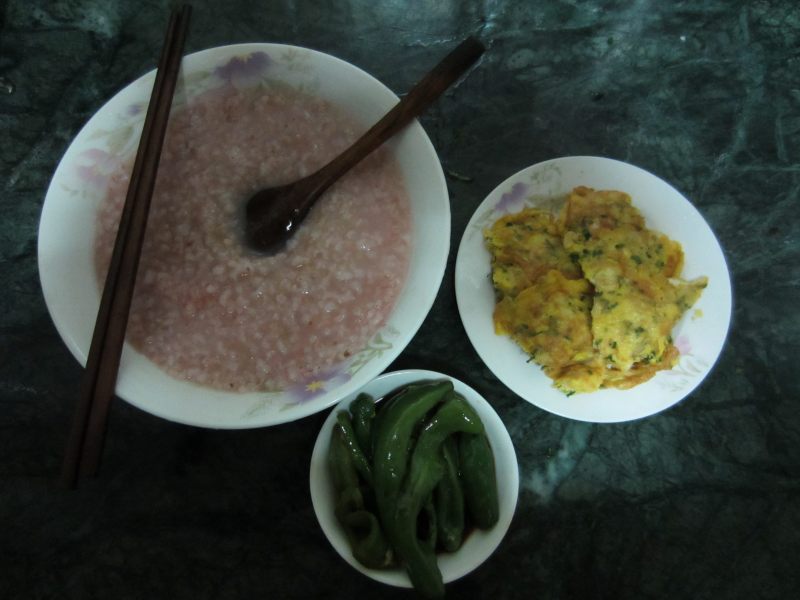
[485,186,707,394]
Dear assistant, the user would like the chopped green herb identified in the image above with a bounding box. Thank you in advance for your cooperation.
[598,297,618,312]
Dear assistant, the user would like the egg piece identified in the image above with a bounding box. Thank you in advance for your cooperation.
[493,270,601,393]
[485,186,708,394]
[485,208,581,297]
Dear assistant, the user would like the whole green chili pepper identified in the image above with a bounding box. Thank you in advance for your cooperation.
[420,497,438,552]
[340,510,394,569]
[435,436,465,552]
[372,380,453,517]
[349,393,376,459]
[329,420,360,493]
[330,422,392,569]
[369,385,406,434]
[389,392,484,599]
[370,381,439,459]
[459,432,499,529]
[336,411,373,487]
[334,485,364,523]
[399,392,483,512]
[369,381,452,598]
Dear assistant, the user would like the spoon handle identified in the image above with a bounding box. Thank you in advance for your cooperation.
[307,37,485,197]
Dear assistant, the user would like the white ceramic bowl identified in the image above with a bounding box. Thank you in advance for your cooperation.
[455,156,732,423]
[309,369,519,589]
[37,44,450,428]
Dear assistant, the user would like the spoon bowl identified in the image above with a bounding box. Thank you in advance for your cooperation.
[244,37,485,253]
[245,174,322,253]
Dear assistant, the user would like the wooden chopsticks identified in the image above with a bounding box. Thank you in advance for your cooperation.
[60,5,192,489]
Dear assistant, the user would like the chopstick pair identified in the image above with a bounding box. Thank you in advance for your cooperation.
[60,5,192,489]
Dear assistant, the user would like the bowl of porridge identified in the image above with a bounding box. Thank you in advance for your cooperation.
[38,43,450,428]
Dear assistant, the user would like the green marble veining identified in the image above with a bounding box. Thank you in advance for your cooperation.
[2,1,799,598]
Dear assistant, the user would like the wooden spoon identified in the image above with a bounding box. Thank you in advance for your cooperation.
[244,37,485,253]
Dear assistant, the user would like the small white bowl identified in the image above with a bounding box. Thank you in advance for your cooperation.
[455,156,732,423]
[309,369,519,589]
[37,44,450,428]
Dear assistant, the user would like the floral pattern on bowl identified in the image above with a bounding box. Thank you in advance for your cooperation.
[72,49,317,190]
[241,327,400,419]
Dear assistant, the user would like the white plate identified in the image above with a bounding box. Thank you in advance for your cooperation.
[309,369,519,588]
[455,156,732,423]
[37,44,450,428]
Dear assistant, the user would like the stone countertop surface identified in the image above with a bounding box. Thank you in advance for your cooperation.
[2,1,799,598]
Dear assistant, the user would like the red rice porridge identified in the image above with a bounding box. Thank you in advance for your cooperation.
[95,85,411,392]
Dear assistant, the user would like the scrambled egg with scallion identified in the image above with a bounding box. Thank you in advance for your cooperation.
[485,186,707,394]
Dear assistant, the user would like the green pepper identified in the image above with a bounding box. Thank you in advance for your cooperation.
[372,380,453,518]
[329,419,360,493]
[335,411,373,487]
[369,382,432,458]
[330,424,392,569]
[389,392,484,599]
[349,393,375,459]
[340,510,394,569]
[420,496,438,552]
[334,481,393,569]
[435,436,465,552]
[399,392,483,511]
[334,485,364,523]
[459,432,500,529]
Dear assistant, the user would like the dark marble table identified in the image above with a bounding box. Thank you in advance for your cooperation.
[3,1,799,598]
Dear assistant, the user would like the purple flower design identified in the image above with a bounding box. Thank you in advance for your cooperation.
[126,102,143,116]
[285,366,351,404]
[215,52,271,86]
[75,148,119,187]
[674,335,691,355]
[494,182,529,214]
